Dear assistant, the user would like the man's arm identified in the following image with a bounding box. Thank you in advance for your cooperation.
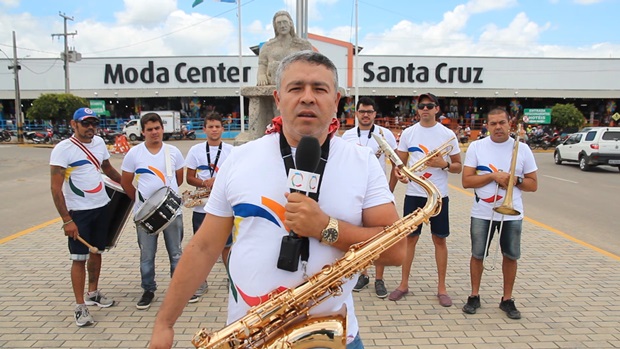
[101,159,121,183]
[175,168,184,187]
[50,165,78,238]
[120,171,136,201]
[149,214,234,349]
[187,168,215,189]
[517,171,538,192]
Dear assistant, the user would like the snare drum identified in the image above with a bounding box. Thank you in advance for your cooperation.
[103,176,134,249]
[134,186,182,235]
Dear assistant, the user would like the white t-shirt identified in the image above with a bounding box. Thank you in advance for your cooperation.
[185,141,234,213]
[205,133,394,342]
[464,137,538,220]
[121,142,185,213]
[396,123,460,198]
[49,136,111,211]
[341,124,397,173]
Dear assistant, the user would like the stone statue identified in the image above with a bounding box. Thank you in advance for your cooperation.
[236,10,313,145]
[257,10,313,86]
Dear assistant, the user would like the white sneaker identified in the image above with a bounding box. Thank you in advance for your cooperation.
[74,304,95,327]
[84,290,116,308]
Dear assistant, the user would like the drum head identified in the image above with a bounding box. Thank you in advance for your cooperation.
[134,186,170,222]
[102,175,124,193]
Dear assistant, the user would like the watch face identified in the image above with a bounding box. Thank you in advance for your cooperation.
[322,228,338,243]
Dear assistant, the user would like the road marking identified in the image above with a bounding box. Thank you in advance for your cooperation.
[0,218,61,245]
[449,184,620,261]
[543,175,578,184]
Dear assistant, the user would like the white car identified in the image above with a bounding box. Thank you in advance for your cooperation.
[554,127,620,171]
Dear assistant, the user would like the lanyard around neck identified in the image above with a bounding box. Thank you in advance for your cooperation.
[356,124,375,146]
[206,142,222,177]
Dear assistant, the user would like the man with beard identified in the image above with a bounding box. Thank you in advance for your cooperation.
[50,107,122,327]
[341,96,398,298]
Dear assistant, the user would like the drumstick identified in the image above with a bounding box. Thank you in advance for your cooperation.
[76,236,99,254]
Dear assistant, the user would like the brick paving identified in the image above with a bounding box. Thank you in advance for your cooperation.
[1,181,619,348]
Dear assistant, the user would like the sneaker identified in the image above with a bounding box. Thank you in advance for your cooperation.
[499,298,521,319]
[462,295,481,314]
[74,304,94,327]
[353,274,369,292]
[84,290,116,308]
[188,294,200,304]
[375,280,388,299]
[136,291,155,310]
[194,281,208,297]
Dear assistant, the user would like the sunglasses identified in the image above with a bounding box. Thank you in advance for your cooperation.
[79,119,100,127]
[418,103,437,110]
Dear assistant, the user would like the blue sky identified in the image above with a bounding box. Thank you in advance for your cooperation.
[0,0,618,59]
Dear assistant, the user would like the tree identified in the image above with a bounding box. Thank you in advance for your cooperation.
[551,103,585,130]
[26,94,89,124]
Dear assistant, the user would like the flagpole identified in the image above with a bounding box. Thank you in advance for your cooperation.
[237,0,245,133]
[354,0,359,128]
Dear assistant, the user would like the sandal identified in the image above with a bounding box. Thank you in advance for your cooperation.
[388,288,408,301]
[437,293,453,307]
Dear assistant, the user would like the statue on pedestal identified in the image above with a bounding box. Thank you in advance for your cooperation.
[236,10,313,145]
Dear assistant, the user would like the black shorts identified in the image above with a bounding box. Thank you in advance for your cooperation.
[68,206,110,260]
[403,195,450,238]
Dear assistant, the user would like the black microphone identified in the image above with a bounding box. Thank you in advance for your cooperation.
[277,136,321,272]
[295,136,321,178]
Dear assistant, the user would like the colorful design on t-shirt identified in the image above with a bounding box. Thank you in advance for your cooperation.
[196,164,218,175]
[230,196,288,305]
[65,159,103,197]
[135,166,166,184]
[408,144,432,178]
[475,164,503,203]
[237,285,288,307]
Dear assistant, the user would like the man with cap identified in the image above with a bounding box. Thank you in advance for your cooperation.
[50,107,122,327]
[389,93,462,306]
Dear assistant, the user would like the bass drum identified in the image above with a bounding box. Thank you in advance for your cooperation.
[103,176,134,250]
[134,186,182,235]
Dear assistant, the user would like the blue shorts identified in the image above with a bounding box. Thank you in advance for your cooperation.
[68,206,110,261]
[192,211,233,247]
[404,195,450,238]
[470,217,522,260]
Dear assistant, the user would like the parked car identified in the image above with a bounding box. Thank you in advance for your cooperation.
[553,127,620,171]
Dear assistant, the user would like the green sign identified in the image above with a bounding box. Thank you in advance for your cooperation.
[89,100,106,114]
[523,108,551,124]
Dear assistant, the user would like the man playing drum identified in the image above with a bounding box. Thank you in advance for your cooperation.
[184,112,234,302]
[120,112,185,310]
[50,107,122,327]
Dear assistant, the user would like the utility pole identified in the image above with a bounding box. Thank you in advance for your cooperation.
[10,31,23,143]
[51,12,77,94]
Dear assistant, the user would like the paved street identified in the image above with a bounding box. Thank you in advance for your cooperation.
[0,140,619,348]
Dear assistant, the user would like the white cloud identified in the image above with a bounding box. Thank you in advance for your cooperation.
[0,0,19,7]
[574,0,604,4]
[115,0,177,28]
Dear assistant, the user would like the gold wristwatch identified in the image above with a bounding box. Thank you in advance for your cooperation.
[320,217,339,245]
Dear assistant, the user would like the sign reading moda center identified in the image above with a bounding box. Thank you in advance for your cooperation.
[104,60,252,85]
[524,108,552,124]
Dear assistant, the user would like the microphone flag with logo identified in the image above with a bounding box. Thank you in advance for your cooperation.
[288,136,321,194]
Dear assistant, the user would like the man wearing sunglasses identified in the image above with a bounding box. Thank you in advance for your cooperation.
[50,107,122,327]
[341,97,398,299]
[390,93,462,306]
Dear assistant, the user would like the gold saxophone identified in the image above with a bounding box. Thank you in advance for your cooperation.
[192,136,443,349]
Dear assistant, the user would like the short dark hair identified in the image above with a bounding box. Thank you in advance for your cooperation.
[356,97,377,111]
[204,112,223,125]
[487,107,509,121]
[140,113,163,131]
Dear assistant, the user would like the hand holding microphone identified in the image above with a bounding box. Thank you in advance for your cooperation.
[278,136,322,272]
